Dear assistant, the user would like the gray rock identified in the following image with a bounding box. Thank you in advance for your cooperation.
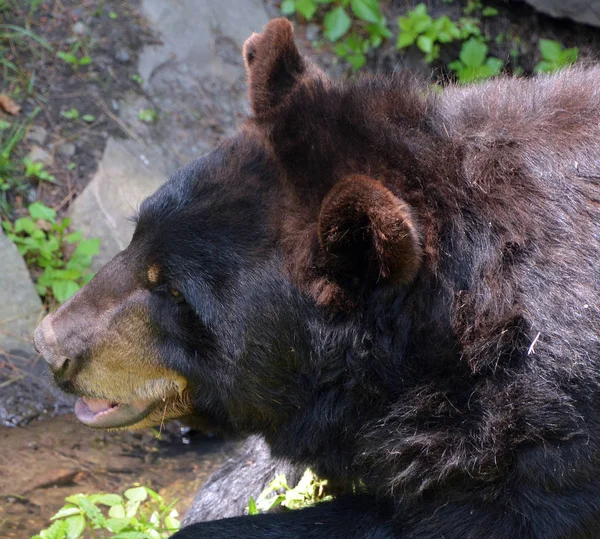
[523,0,600,27]
[27,125,48,146]
[115,48,131,64]
[26,146,53,167]
[306,23,321,42]
[72,21,88,35]
[0,230,43,356]
[69,138,168,271]
[56,142,76,158]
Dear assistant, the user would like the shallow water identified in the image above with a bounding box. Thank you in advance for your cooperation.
[0,415,236,538]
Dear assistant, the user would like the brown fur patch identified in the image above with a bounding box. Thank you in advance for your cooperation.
[147,264,160,285]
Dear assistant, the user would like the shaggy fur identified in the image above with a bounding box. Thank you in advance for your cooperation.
[37,18,600,538]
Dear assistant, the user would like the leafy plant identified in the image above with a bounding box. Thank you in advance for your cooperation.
[396,4,480,63]
[31,486,180,539]
[57,42,92,68]
[3,202,100,304]
[23,157,54,182]
[280,0,391,71]
[534,39,578,74]
[139,109,159,123]
[448,38,503,83]
[61,107,80,120]
[248,469,332,515]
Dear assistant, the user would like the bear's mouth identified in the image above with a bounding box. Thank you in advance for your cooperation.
[74,396,159,429]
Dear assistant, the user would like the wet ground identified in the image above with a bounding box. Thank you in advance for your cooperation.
[0,414,237,538]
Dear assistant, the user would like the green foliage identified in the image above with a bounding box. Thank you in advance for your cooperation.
[31,486,180,539]
[61,107,80,120]
[248,469,333,515]
[57,42,92,68]
[3,202,99,304]
[534,38,578,73]
[139,109,159,123]
[23,157,54,182]
[448,38,503,83]
[280,0,390,71]
[131,73,143,85]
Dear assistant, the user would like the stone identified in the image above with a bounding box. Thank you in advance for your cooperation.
[69,138,168,272]
[72,21,88,35]
[26,125,48,146]
[56,142,76,158]
[306,23,321,42]
[523,0,600,28]
[0,230,43,356]
[26,145,53,167]
[115,48,131,64]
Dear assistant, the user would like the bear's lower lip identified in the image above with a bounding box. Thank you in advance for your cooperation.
[74,396,157,429]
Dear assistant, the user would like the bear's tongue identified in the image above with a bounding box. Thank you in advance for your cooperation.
[74,396,155,429]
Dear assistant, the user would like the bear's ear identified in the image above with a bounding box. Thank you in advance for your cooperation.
[317,176,422,302]
[243,18,306,116]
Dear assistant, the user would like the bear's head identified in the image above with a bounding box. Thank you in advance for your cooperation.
[34,19,436,434]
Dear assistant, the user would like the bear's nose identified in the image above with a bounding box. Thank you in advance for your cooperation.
[34,316,70,372]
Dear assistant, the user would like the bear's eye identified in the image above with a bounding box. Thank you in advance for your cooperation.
[169,288,184,302]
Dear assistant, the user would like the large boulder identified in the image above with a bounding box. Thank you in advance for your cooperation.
[523,0,600,28]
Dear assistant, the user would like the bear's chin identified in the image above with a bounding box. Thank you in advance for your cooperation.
[74,396,158,429]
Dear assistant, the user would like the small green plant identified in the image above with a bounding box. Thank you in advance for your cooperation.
[31,486,180,539]
[280,0,391,71]
[139,109,159,123]
[448,37,503,83]
[534,39,578,73]
[23,157,54,182]
[82,114,95,123]
[397,5,461,62]
[131,73,143,84]
[61,107,80,120]
[57,43,92,68]
[109,11,118,20]
[3,202,100,304]
[248,469,333,515]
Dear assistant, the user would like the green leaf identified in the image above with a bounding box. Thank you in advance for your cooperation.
[112,532,152,539]
[164,513,181,531]
[39,519,68,539]
[539,38,562,61]
[124,486,148,503]
[50,505,81,521]
[52,281,80,304]
[460,38,487,68]
[64,231,83,244]
[29,202,56,222]
[0,120,11,130]
[416,35,433,54]
[61,108,79,120]
[64,515,85,539]
[280,0,296,14]
[14,217,37,235]
[350,0,380,23]
[396,32,415,49]
[108,504,126,519]
[562,47,579,65]
[347,53,366,70]
[295,0,317,19]
[92,493,124,507]
[324,6,351,42]
[482,6,499,16]
[78,56,92,66]
[82,114,95,123]
[105,518,129,533]
[73,238,100,257]
[57,51,77,64]
[248,496,258,515]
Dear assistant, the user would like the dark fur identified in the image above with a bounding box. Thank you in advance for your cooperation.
[38,18,600,538]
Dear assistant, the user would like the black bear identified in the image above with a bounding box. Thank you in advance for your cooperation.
[34,18,600,538]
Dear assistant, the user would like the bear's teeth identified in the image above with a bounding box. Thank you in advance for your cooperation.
[83,397,116,414]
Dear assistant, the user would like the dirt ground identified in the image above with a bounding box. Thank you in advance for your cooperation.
[0,0,155,217]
